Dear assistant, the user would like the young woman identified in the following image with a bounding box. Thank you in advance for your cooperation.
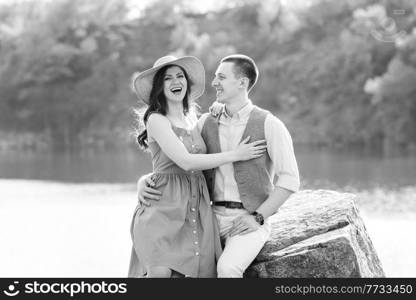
[128,55,266,278]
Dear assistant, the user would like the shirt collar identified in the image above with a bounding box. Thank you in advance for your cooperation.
[223,100,254,121]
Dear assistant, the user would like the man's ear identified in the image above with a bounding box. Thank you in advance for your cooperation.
[239,77,249,89]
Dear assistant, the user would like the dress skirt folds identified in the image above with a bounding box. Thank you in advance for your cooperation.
[128,125,222,277]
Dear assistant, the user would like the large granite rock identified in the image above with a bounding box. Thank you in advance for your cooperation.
[245,190,385,278]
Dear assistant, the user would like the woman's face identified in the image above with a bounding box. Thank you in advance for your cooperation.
[163,66,188,103]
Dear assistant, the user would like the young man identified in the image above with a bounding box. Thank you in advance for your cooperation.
[137,54,300,277]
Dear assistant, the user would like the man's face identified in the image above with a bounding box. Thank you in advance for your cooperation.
[211,62,242,104]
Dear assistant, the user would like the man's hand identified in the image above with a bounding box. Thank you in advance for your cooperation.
[137,174,162,206]
[228,214,260,237]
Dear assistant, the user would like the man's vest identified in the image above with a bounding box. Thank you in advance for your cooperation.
[201,106,274,213]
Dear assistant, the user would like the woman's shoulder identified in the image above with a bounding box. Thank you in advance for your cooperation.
[147,113,171,136]
[147,112,169,125]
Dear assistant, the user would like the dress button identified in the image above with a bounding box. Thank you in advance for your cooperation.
[193,230,197,234]
[192,219,196,223]
[194,241,198,245]
[191,208,196,212]
[195,252,199,256]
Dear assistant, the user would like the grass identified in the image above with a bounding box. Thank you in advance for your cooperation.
[0,179,414,277]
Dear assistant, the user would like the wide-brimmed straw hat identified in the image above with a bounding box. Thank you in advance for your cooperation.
[132,55,205,104]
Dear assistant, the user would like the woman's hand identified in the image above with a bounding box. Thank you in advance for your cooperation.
[234,136,267,161]
[208,101,225,117]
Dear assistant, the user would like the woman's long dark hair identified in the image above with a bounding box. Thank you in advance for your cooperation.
[136,64,193,149]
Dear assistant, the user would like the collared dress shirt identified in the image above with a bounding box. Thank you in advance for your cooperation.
[199,100,300,203]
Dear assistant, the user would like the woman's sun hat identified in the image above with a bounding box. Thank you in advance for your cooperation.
[132,55,205,104]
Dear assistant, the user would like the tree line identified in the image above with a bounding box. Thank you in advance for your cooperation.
[0,0,415,155]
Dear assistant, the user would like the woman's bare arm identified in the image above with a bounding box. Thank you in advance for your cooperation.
[147,113,266,171]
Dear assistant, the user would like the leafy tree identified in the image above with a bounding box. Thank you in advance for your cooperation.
[1,0,415,154]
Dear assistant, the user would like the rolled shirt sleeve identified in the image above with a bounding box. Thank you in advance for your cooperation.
[265,114,300,192]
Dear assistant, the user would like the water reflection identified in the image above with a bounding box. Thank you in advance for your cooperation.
[0,149,151,183]
[296,147,416,189]
[1,147,415,189]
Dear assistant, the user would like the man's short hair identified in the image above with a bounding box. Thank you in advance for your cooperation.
[221,54,259,91]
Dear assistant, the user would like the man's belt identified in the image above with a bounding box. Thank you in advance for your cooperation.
[214,201,245,209]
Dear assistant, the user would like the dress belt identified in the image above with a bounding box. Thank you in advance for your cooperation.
[214,201,245,209]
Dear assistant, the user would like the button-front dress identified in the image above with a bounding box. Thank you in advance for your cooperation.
[128,124,222,277]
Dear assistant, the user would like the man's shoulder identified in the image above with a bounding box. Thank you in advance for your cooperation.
[198,112,211,126]
[251,105,269,115]
[197,112,215,133]
[252,105,287,128]
[199,112,211,120]
[252,105,276,120]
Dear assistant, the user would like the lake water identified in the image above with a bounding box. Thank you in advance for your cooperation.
[1,148,415,277]
[1,147,415,190]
